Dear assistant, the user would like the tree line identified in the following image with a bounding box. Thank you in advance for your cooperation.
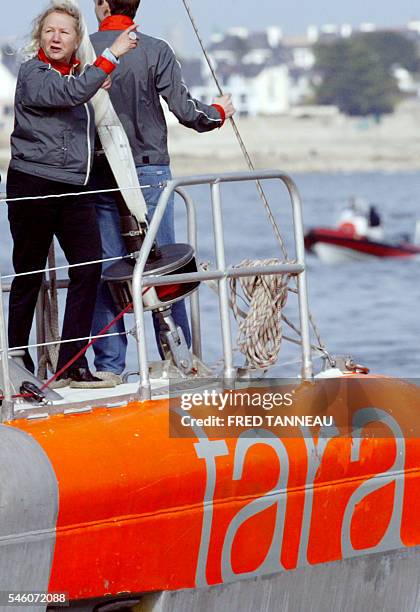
[313,32,419,116]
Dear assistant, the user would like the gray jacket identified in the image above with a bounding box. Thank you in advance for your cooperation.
[90,30,223,166]
[10,58,109,185]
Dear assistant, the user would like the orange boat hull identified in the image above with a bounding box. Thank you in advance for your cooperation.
[5,375,420,602]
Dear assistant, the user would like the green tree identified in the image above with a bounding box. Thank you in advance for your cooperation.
[358,31,420,73]
[314,37,400,116]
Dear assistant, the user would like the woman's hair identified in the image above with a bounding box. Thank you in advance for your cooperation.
[23,1,84,59]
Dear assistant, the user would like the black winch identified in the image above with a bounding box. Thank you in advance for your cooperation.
[103,244,199,374]
[103,243,199,313]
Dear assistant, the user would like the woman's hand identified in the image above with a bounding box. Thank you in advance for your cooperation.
[109,24,138,59]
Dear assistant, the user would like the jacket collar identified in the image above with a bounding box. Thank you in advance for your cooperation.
[37,48,80,75]
[99,15,134,31]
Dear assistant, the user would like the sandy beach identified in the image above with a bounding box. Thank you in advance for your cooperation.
[1,100,420,177]
[168,99,420,175]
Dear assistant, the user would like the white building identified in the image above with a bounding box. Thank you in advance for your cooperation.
[282,35,315,70]
[187,27,291,116]
[173,19,420,117]
[223,64,290,116]
[184,56,290,117]
[393,66,420,95]
[208,26,285,67]
[288,68,313,106]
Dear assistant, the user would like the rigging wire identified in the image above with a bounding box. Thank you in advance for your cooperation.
[181,0,329,358]
[181,0,287,260]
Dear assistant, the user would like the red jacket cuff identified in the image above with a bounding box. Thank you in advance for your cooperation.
[212,104,226,126]
[94,56,116,75]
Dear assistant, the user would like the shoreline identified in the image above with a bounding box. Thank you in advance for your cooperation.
[2,101,420,177]
[168,101,420,175]
[169,154,420,175]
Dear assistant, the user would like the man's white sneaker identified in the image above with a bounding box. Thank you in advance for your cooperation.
[95,371,123,386]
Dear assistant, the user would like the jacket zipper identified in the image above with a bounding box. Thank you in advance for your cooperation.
[84,103,92,186]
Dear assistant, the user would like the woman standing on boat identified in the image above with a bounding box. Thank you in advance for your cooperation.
[7,1,137,387]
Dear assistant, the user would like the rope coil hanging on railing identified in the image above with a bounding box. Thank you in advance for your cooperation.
[230,259,291,369]
[201,261,330,366]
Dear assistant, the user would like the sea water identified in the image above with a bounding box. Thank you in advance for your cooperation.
[1,171,419,378]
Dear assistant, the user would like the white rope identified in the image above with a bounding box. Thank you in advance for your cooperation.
[8,330,129,353]
[230,259,290,369]
[0,184,153,205]
[201,260,316,357]
[3,254,132,281]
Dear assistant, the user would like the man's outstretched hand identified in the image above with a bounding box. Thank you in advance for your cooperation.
[213,94,236,119]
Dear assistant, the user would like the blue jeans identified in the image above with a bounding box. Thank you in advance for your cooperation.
[92,164,191,374]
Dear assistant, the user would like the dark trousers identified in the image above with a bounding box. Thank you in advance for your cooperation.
[7,168,102,373]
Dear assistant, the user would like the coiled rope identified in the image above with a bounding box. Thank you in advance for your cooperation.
[230,259,290,368]
[201,259,331,369]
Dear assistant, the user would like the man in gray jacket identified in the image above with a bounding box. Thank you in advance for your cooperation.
[90,0,235,384]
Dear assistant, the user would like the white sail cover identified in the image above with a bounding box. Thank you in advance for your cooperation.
[66,0,147,222]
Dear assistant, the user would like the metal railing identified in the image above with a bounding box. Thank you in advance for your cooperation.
[130,171,313,400]
[0,170,313,416]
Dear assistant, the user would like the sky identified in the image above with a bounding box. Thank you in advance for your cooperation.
[3,0,420,51]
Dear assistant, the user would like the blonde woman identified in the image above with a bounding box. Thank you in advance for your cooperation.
[7,1,137,387]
